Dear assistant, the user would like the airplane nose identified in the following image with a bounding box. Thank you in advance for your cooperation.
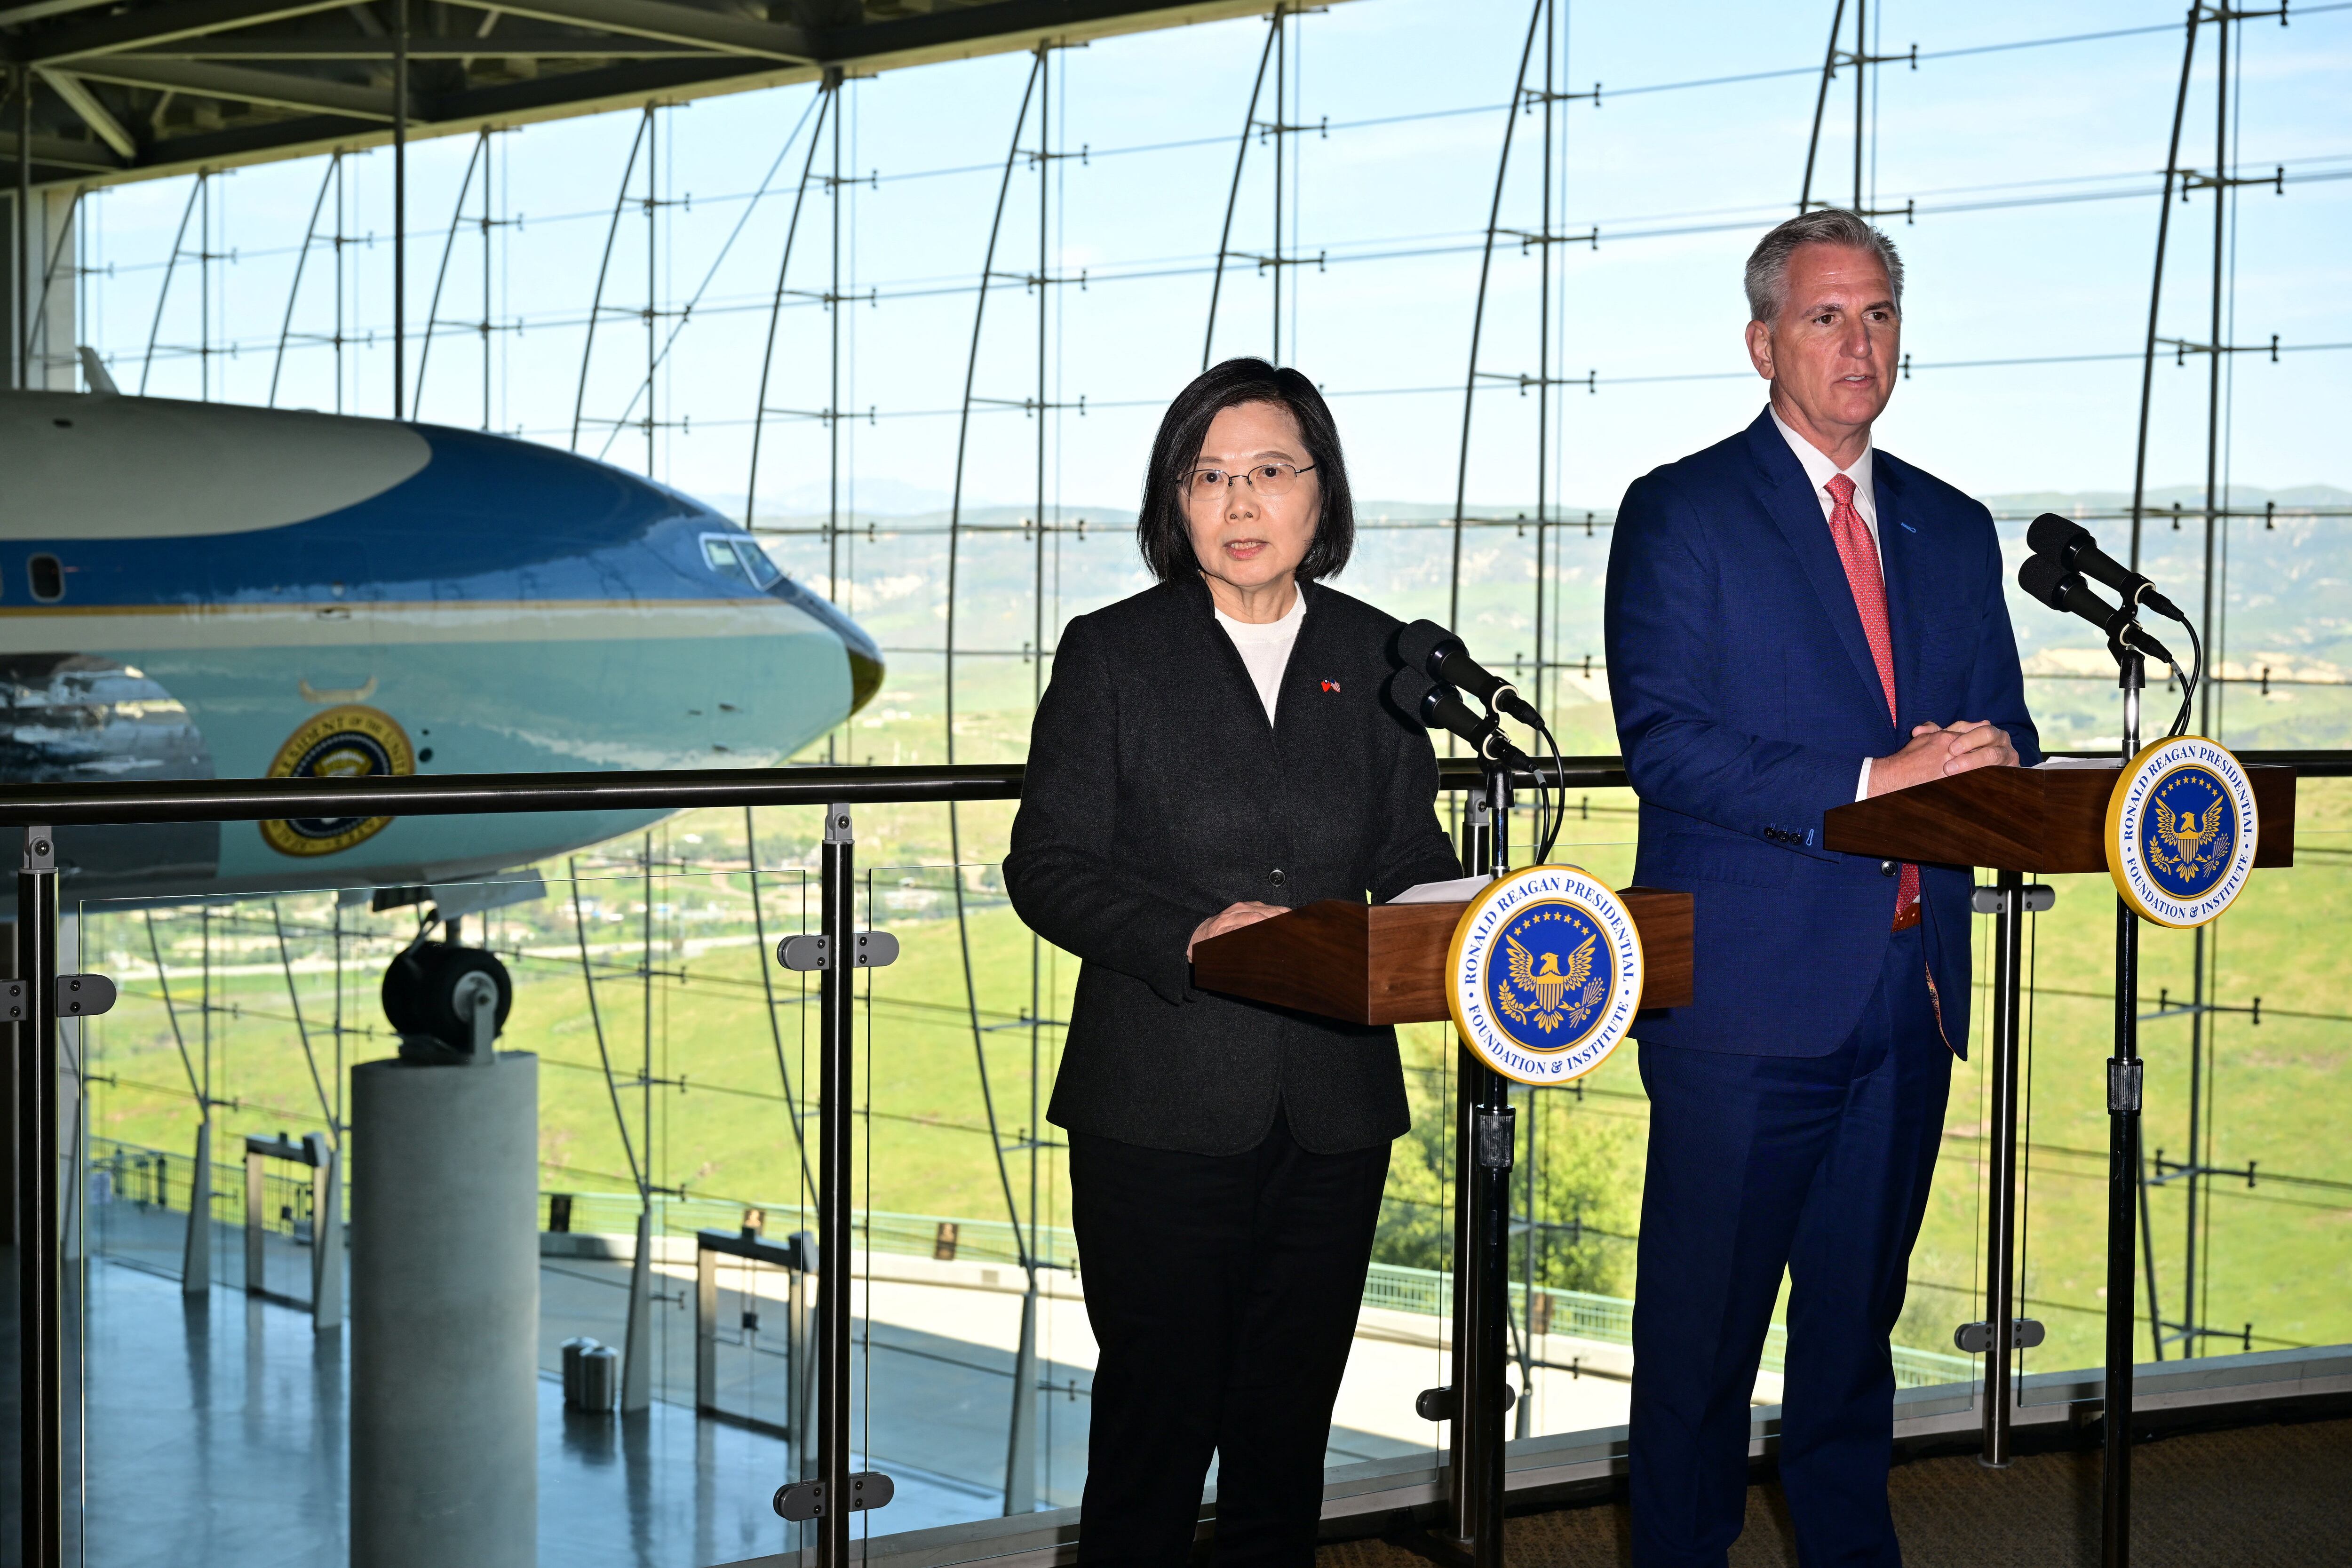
[849,644,884,716]
[765,573,885,718]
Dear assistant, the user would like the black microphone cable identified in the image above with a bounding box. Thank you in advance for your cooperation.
[2162,610,2202,740]
[1531,710,1566,863]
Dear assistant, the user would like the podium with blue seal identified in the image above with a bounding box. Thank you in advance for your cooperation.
[1194,823,1693,1568]
[1827,735,2295,1565]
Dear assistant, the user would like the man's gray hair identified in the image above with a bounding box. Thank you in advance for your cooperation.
[1744,208,1904,323]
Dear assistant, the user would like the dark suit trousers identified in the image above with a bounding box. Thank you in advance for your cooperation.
[1629,924,1950,1568]
[1069,1108,1388,1568]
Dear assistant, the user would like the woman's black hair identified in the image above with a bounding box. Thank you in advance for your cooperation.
[1135,357,1355,584]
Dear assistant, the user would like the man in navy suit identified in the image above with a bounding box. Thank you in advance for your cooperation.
[1603,209,2040,1566]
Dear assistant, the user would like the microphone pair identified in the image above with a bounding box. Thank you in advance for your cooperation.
[1384,621,1540,768]
[2015,514,2180,665]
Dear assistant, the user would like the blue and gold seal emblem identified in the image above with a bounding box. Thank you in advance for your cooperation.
[2106,736,2258,928]
[259,703,414,857]
[1447,866,1643,1084]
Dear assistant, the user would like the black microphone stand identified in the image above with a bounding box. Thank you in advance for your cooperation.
[2103,637,2147,1568]
[1430,760,1514,1568]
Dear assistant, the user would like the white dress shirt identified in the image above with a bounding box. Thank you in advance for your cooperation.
[1216,589,1306,726]
[1768,404,1883,802]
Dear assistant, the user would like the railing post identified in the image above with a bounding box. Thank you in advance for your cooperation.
[245,1142,267,1295]
[789,1229,817,1481]
[182,1117,211,1294]
[17,825,61,1568]
[1980,865,2025,1467]
[695,1240,719,1415]
[310,1134,342,1329]
[817,803,855,1568]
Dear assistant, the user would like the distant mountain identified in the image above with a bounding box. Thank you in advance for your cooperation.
[736,484,2350,748]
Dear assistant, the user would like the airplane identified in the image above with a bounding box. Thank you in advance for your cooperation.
[1,372,883,1042]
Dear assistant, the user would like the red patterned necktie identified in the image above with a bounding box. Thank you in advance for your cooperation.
[1824,471,1919,930]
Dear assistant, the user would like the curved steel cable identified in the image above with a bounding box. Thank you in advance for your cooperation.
[271,903,340,1143]
[604,88,824,469]
[268,153,342,407]
[138,174,203,396]
[744,82,837,524]
[1445,0,1547,634]
[1202,9,1281,371]
[30,183,85,380]
[413,129,486,414]
[2127,8,2203,572]
[742,806,818,1205]
[944,51,1045,1279]
[1797,0,1849,212]
[142,911,206,1108]
[569,109,651,452]
[567,855,645,1197]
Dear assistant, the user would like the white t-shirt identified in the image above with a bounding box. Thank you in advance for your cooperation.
[1215,590,1307,726]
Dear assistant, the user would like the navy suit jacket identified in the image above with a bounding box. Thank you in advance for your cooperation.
[1603,409,2040,1058]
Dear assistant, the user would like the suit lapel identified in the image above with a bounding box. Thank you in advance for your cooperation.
[1744,413,1888,724]
[1875,455,1924,732]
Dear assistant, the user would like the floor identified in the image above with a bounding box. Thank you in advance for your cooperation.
[1318,1417,2352,1568]
[67,1199,1432,1568]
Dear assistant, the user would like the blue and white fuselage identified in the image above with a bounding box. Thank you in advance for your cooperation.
[0,387,881,905]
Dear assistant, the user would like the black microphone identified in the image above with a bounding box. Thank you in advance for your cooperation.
[2017,553,2176,665]
[1385,666,1534,768]
[2026,513,2184,621]
[1397,619,1546,729]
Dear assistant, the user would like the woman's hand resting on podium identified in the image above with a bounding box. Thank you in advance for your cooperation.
[1187,901,1289,960]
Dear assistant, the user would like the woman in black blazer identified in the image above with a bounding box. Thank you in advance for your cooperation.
[1005,358,1461,1567]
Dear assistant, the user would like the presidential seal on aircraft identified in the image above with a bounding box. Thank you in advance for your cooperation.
[2107,736,2260,928]
[1447,865,1644,1084]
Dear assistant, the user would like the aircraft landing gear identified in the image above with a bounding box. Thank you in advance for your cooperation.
[383,928,513,1062]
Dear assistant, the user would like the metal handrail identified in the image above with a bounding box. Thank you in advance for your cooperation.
[0,749,2336,828]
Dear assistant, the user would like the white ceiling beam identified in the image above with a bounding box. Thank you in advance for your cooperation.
[442,0,815,63]
[70,57,396,121]
[34,67,137,159]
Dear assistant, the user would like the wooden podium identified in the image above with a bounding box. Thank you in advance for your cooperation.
[1191,887,1695,1022]
[1824,756,2297,1527]
[1821,757,2295,875]
[1192,879,1692,1568]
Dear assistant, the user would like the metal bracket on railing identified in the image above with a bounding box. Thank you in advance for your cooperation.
[1414,1381,1515,1423]
[1955,1317,2047,1354]
[22,825,52,872]
[55,975,116,1017]
[1473,1108,1516,1171]
[773,1471,894,1521]
[2108,1059,2144,1115]
[777,931,900,972]
[1973,883,2055,915]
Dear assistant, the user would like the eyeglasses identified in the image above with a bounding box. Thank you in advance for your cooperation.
[1187,462,1317,502]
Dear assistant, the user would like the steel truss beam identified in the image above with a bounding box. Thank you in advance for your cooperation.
[0,0,1278,188]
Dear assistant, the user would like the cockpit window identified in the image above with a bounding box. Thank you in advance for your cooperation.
[734,539,782,589]
[701,536,751,585]
[701,533,783,591]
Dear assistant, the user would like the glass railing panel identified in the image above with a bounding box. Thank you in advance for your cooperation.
[850,856,1081,1530]
[61,781,2335,1568]
[2007,780,2352,1403]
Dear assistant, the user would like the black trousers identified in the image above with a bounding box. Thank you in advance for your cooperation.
[1068,1108,1390,1568]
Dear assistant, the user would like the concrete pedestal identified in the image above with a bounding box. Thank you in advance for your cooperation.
[351,1052,538,1568]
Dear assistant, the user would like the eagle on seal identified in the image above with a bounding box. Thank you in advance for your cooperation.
[1504,931,1597,1034]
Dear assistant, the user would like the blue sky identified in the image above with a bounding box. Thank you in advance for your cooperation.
[81,0,2351,519]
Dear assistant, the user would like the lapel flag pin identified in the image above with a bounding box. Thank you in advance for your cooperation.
[1320,679,1342,693]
